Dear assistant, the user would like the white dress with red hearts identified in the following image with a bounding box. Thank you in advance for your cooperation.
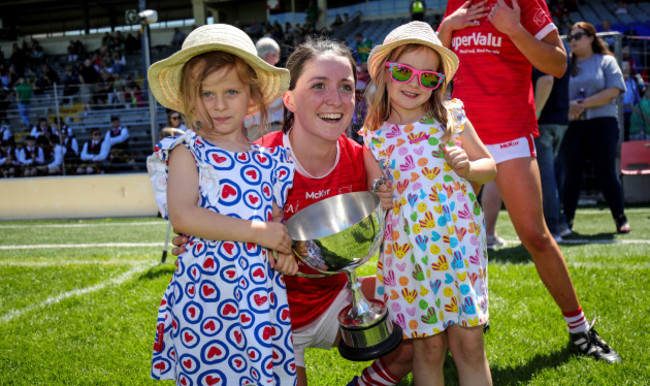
[147,131,297,385]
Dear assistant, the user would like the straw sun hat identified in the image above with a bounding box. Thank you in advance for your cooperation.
[147,23,289,116]
[367,21,459,85]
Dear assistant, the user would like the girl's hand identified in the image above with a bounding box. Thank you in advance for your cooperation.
[269,251,299,276]
[489,0,522,36]
[443,145,471,178]
[171,234,189,256]
[252,220,292,255]
[375,180,394,211]
[444,0,489,32]
[569,99,585,120]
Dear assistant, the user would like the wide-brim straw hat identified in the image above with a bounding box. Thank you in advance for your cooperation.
[367,21,459,84]
[148,23,289,116]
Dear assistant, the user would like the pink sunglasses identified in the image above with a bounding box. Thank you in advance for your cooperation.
[385,62,445,90]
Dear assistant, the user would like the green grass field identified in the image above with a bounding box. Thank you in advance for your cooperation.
[1,207,649,385]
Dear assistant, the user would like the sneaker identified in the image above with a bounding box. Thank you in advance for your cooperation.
[486,234,506,249]
[552,234,563,243]
[615,215,631,234]
[570,320,621,363]
[559,226,573,238]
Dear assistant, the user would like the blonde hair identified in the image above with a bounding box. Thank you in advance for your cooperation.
[180,51,268,133]
[365,44,452,142]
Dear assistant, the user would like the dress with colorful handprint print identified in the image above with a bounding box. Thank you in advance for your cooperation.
[146,131,297,385]
[360,98,489,339]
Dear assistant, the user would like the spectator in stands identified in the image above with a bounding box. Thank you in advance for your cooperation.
[58,127,79,174]
[105,115,132,170]
[166,110,187,132]
[95,69,115,105]
[305,0,320,29]
[622,61,645,141]
[0,124,13,144]
[353,32,373,65]
[124,33,139,54]
[124,80,145,108]
[17,135,44,176]
[243,37,285,139]
[533,47,573,242]
[614,1,628,15]
[599,19,615,50]
[111,51,127,74]
[25,66,39,94]
[14,76,33,129]
[45,136,65,175]
[440,0,621,362]
[52,116,72,137]
[343,13,350,23]
[63,66,79,101]
[0,86,10,127]
[248,18,265,39]
[78,128,110,174]
[170,28,185,48]
[630,88,650,140]
[108,72,126,107]
[564,21,629,234]
[410,0,426,21]
[330,14,344,30]
[67,41,79,63]
[0,140,18,178]
[38,64,60,93]
[79,58,99,113]
[30,117,57,139]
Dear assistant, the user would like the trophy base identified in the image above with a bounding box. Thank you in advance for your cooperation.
[338,320,403,362]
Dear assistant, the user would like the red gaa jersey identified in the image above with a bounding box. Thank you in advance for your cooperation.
[444,0,556,144]
[257,131,367,328]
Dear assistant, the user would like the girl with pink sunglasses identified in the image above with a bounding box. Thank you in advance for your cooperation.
[360,21,496,385]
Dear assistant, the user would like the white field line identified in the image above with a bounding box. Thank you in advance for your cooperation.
[0,259,147,267]
[0,221,166,229]
[0,242,164,250]
[498,238,650,245]
[0,261,156,323]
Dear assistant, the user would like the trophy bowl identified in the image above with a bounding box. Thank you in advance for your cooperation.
[285,191,402,361]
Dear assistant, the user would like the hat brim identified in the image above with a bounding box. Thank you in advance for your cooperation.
[367,38,459,85]
[148,43,289,116]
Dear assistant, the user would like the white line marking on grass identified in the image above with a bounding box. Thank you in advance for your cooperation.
[0,221,166,229]
[0,259,150,267]
[0,242,164,250]
[0,262,156,323]
[498,238,650,246]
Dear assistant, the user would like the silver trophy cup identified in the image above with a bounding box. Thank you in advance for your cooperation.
[284,191,402,361]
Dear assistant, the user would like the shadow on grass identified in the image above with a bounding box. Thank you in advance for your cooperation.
[396,346,574,385]
[487,244,533,265]
[138,264,176,280]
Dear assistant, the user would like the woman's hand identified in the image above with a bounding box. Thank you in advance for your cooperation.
[171,234,189,256]
[442,0,489,32]
[443,145,471,178]
[268,251,299,276]
[569,99,585,120]
[489,0,522,37]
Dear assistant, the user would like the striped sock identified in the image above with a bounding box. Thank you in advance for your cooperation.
[355,358,401,386]
[563,307,589,334]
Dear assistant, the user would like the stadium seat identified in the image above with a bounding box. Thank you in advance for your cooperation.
[621,140,650,203]
[621,140,650,175]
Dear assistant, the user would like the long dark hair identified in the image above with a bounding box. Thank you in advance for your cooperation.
[281,37,358,133]
[570,21,614,77]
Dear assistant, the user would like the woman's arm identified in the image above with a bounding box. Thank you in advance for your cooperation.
[438,0,489,48]
[489,0,566,78]
[569,87,622,120]
[166,146,292,255]
[444,119,496,185]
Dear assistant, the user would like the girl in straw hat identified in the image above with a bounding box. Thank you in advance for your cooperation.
[146,24,298,385]
[360,21,496,385]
